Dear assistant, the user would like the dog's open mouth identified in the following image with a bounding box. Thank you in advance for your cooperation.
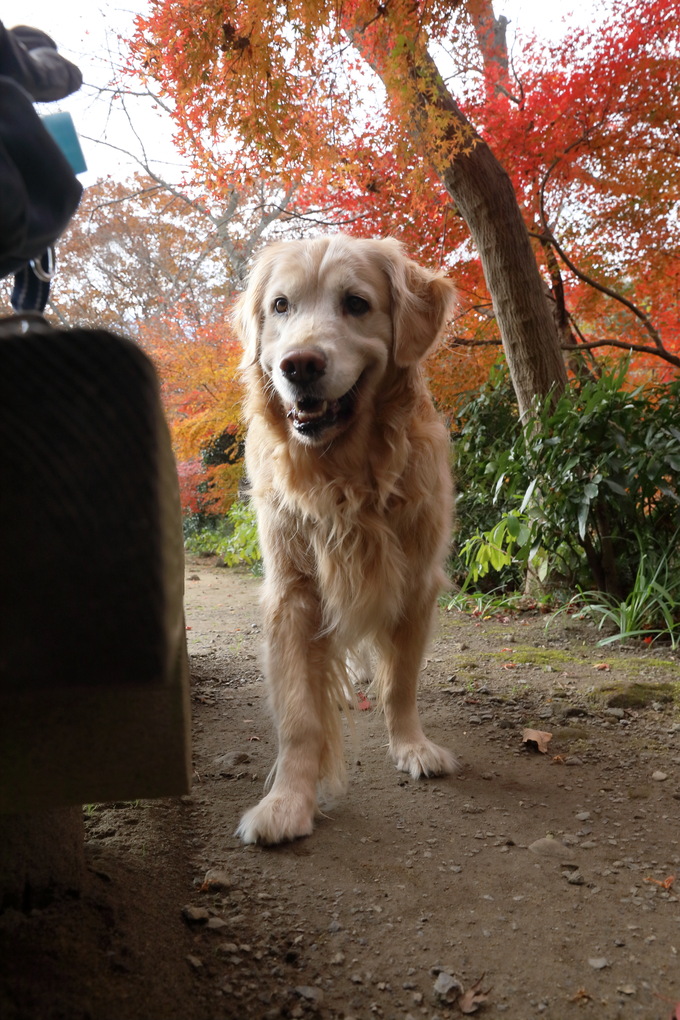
[287,388,356,438]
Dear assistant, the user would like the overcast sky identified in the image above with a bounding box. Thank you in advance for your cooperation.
[11,1,592,184]
[8,1,178,183]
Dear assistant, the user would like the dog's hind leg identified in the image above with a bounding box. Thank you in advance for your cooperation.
[237,580,347,845]
[375,586,458,780]
[346,640,374,688]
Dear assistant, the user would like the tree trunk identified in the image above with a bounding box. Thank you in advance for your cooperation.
[438,135,568,419]
[347,10,568,599]
[405,51,569,420]
[347,15,568,420]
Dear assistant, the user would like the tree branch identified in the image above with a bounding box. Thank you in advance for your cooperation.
[536,143,669,358]
[542,224,667,352]
[560,337,680,369]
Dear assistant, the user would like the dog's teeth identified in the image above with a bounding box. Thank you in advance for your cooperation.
[294,400,328,422]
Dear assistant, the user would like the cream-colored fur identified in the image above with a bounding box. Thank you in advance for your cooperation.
[234,234,458,845]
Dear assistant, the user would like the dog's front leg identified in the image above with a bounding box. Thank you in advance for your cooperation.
[377,586,458,780]
[237,581,334,845]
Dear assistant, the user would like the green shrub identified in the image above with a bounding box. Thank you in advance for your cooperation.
[184,499,261,570]
[451,366,524,589]
[452,360,680,607]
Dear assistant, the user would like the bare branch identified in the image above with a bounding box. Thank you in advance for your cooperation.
[444,335,502,348]
[561,337,680,369]
[536,141,669,358]
[542,224,666,352]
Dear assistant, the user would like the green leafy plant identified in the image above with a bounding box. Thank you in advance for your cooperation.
[457,493,550,587]
[219,499,261,568]
[452,359,680,599]
[548,534,680,647]
[184,499,261,570]
[445,586,522,616]
[451,366,525,590]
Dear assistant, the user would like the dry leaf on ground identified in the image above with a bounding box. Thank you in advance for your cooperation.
[458,974,492,1014]
[643,875,675,890]
[521,728,553,753]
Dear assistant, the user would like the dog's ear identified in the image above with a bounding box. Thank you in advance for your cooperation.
[231,291,257,367]
[233,285,262,368]
[233,249,274,366]
[380,241,457,367]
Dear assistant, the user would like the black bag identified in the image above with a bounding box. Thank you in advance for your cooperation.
[0,75,82,279]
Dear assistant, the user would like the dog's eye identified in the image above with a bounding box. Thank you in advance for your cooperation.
[273,297,289,314]
[344,294,370,317]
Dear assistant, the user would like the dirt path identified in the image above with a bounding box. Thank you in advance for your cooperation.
[2,558,680,1020]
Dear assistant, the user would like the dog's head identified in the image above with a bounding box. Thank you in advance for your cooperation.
[235,234,456,446]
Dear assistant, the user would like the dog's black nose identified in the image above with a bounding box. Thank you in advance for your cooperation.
[279,349,327,385]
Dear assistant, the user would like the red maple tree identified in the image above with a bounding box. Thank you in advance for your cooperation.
[128,0,679,386]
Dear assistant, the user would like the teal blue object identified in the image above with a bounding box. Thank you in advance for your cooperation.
[41,111,87,175]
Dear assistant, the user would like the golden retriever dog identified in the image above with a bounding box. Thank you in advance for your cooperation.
[234,234,458,845]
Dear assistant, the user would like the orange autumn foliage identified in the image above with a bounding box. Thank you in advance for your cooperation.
[128,0,679,384]
[138,311,245,514]
[47,3,680,519]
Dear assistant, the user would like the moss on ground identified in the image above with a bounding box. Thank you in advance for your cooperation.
[489,646,583,667]
[600,680,680,709]
[447,642,680,678]
[599,655,680,680]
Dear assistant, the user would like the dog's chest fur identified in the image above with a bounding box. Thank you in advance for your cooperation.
[248,398,451,642]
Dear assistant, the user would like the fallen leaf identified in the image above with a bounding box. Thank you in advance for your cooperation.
[644,874,675,890]
[356,692,372,711]
[522,728,553,753]
[458,974,491,1014]
[501,661,517,669]
[570,987,591,1003]
[594,662,610,671]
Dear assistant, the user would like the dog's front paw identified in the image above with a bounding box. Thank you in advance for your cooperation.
[236,790,316,846]
[391,737,459,780]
